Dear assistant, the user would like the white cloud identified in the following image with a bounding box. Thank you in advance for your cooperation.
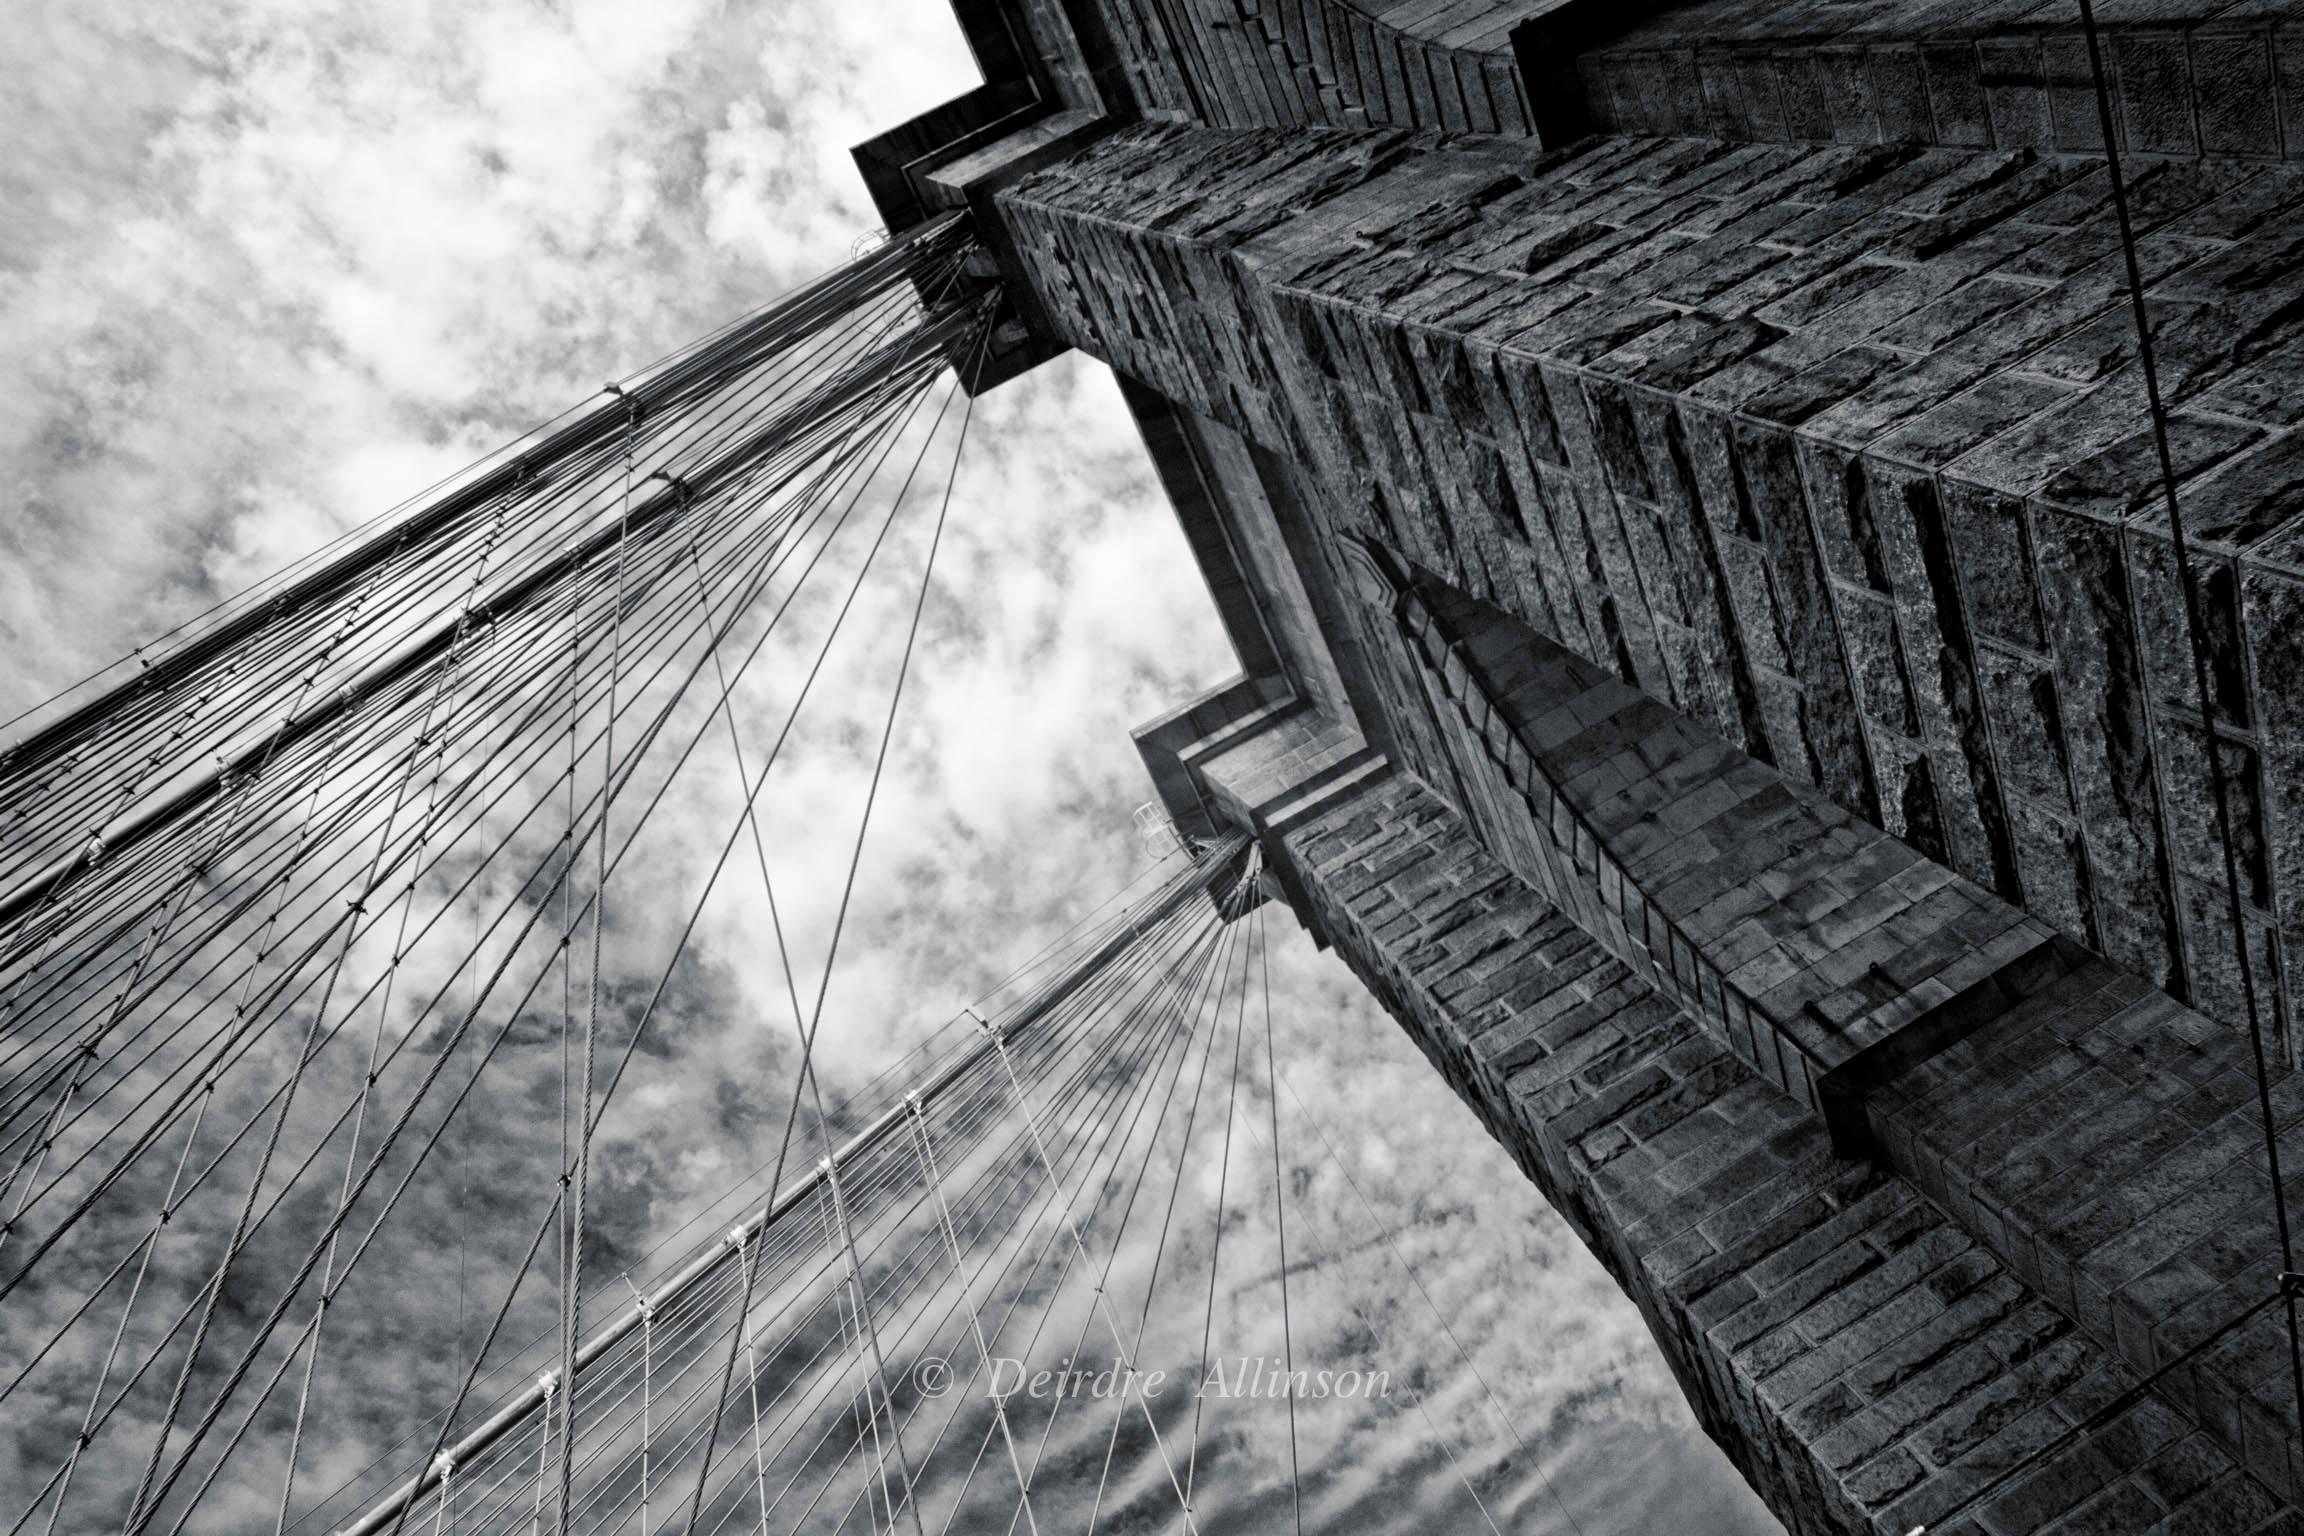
[0,2,1776,1531]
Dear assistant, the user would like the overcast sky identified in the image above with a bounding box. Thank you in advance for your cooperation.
[1,2,1778,1531]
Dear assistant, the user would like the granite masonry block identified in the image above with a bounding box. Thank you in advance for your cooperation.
[1264,765,2291,1535]
[998,118,2304,1065]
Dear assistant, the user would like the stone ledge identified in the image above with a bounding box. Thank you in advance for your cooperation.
[990,120,2304,1067]
[927,109,1119,390]
[1089,0,1540,134]
[1131,672,1293,838]
[1584,17,2304,162]
[1273,763,2298,1536]
[1383,553,2075,1146]
[1870,958,2304,1503]
[1343,538,2304,1500]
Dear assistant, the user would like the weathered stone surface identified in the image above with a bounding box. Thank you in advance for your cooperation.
[870,9,2304,1528]
[1333,543,2304,1509]
[1079,0,1537,135]
[968,107,2304,1523]
[1378,567,2072,1141]
[1869,955,2304,1504]
[996,117,2304,1068]
[1581,3,2301,163]
[1271,765,2294,1536]
[1052,0,2304,187]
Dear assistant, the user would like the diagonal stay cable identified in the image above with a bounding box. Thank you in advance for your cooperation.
[796,883,1232,1536]
[675,302,994,1536]
[18,303,976,1536]
[576,890,1219,1536]
[1253,902,1305,1536]
[271,343,981,1536]
[120,296,994,1536]
[1258,1016,1558,1535]
[993,896,1247,1536]
[809,913,1222,1536]
[336,296,994,1536]
[0,282,964,1315]
[0,279,958,1234]
[787,303,994,1536]
[1081,889,1245,1536]
[556,375,645,1536]
[1182,868,1255,1523]
[293,862,1205,1536]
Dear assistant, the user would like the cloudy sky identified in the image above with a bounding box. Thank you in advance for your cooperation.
[0,1,1778,1531]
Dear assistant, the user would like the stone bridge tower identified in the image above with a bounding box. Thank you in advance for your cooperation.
[857,4,2304,1531]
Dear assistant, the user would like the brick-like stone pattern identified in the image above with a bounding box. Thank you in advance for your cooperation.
[1132,673,1293,833]
[1870,955,2304,1503]
[996,120,2304,1066]
[1277,764,2297,1535]
[1586,2,2304,161]
[1370,550,2304,1503]
[1391,567,2070,1133]
[1083,0,2304,163]
[1088,0,1536,132]
[1197,702,1377,828]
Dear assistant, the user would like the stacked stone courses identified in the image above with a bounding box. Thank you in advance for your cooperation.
[996,119,2304,1074]
[1582,2,2304,159]
[1278,767,2299,1534]
[848,1,2304,1523]
[1379,558,2304,1506]
[1079,0,2304,163]
[1389,570,2071,1135]
[1092,0,1541,134]
[1868,958,2304,1506]
[978,105,2304,1528]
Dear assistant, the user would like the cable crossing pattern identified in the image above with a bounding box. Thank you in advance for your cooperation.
[0,221,1017,1535]
[0,212,1583,1536]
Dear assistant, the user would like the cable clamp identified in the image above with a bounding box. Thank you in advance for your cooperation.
[537,1369,559,1397]
[602,381,645,424]
[726,1225,749,1251]
[2279,1272,2304,1301]
[431,1452,455,1480]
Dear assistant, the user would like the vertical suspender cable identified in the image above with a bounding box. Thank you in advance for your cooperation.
[668,262,980,1536]
[1254,901,1305,1536]
[781,300,994,1536]
[559,388,641,1531]
[2075,0,2304,1439]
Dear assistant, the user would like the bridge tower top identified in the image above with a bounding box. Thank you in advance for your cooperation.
[847,2,2304,1531]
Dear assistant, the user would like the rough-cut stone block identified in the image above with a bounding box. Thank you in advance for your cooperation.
[972,106,2304,1535]
[1263,765,2292,1536]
